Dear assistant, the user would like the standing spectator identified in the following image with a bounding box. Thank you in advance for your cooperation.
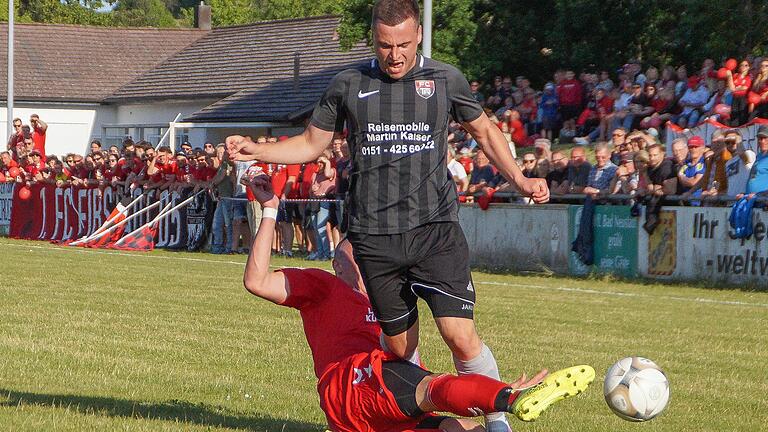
[7,118,23,150]
[203,142,217,157]
[309,152,336,260]
[90,139,103,155]
[333,134,351,229]
[539,83,559,140]
[745,126,768,196]
[726,60,752,126]
[180,141,193,155]
[724,129,755,197]
[210,150,235,254]
[231,161,254,253]
[29,114,47,163]
[545,150,568,192]
[678,136,707,199]
[583,144,618,196]
[557,70,583,138]
[596,71,614,92]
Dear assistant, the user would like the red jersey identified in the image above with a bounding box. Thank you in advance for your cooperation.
[733,73,752,97]
[280,268,434,432]
[298,162,320,199]
[192,166,216,182]
[557,79,583,106]
[509,119,527,145]
[32,127,46,163]
[270,163,300,198]
[151,161,178,183]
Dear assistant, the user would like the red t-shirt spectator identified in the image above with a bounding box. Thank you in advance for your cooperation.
[151,161,178,183]
[557,79,583,106]
[509,119,527,145]
[32,127,46,163]
[733,74,752,98]
[299,162,320,199]
[271,163,301,198]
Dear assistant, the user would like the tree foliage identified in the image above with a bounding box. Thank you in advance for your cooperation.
[3,0,768,83]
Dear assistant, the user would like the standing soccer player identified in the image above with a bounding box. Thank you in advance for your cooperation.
[227,2,548,430]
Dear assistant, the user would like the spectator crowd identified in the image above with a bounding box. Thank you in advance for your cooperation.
[5,55,768,256]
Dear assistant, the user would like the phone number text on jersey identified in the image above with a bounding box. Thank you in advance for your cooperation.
[361,141,436,156]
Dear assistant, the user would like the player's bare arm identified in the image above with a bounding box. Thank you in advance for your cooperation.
[463,114,550,203]
[242,175,291,304]
[226,125,334,164]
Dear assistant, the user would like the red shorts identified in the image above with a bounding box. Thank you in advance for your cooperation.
[318,349,437,432]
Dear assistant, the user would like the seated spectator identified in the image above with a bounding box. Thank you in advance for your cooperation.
[467,150,497,197]
[676,76,710,128]
[691,130,732,199]
[748,60,768,120]
[677,136,707,199]
[701,80,733,123]
[532,138,551,178]
[583,144,618,196]
[610,151,639,196]
[642,144,677,196]
[573,88,614,144]
[726,60,752,126]
[446,147,469,194]
[724,129,756,197]
[546,151,568,191]
[640,86,678,130]
[521,153,537,178]
[555,147,591,194]
[745,126,768,196]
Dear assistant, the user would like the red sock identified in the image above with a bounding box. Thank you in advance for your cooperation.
[426,373,518,416]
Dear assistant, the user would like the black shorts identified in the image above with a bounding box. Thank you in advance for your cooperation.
[560,104,580,121]
[381,360,449,428]
[284,202,303,224]
[348,222,475,336]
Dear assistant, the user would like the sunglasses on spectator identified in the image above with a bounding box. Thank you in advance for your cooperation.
[93,156,103,161]
[523,159,536,163]
[613,133,625,137]
[204,144,214,148]
[552,157,565,163]
[13,123,21,128]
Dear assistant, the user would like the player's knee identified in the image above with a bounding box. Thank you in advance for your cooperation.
[442,330,482,359]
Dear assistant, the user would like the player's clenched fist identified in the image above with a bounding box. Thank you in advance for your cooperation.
[519,177,550,203]
[246,174,279,208]
[225,135,259,161]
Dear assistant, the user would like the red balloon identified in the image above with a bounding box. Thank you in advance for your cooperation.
[18,186,31,200]
[716,67,729,80]
[748,91,763,105]
[726,58,738,71]
[8,166,20,178]
[0,172,5,183]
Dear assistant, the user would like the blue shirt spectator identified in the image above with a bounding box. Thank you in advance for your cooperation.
[747,127,768,195]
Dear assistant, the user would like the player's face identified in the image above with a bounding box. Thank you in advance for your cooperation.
[372,17,422,80]
[332,241,366,294]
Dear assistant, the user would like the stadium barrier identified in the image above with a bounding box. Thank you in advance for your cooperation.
[3,184,767,284]
[5,184,213,250]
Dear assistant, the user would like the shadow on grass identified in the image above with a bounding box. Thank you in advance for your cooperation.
[0,388,324,431]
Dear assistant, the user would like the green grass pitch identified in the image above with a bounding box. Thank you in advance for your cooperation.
[0,237,766,431]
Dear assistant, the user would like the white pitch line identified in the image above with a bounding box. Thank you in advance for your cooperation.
[2,240,766,309]
[476,281,768,309]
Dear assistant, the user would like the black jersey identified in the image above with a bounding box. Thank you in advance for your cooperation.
[310,55,483,234]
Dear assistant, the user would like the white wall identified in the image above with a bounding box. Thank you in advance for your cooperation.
[1,104,117,158]
[459,203,571,273]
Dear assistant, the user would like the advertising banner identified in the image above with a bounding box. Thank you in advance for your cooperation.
[639,206,768,283]
[8,185,213,251]
[0,183,14,236]
[569,205,639,277]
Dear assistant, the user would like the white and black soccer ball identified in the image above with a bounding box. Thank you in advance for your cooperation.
[604,357,670,421]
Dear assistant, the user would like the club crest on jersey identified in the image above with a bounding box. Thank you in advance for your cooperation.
[415,80,435,99]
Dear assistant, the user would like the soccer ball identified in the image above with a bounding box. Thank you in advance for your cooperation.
[603,357,670,422]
